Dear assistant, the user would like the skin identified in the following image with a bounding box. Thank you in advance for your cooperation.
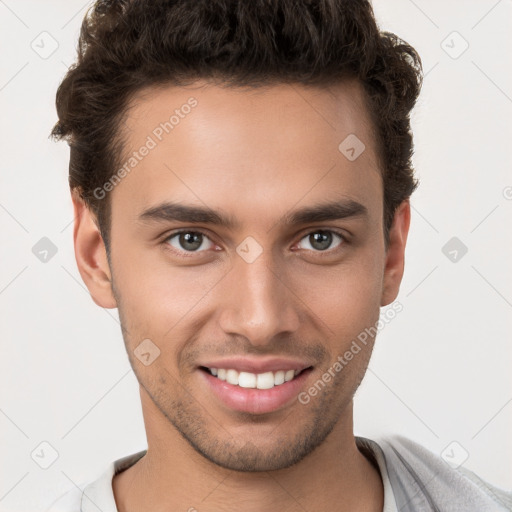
[72,78,410,512]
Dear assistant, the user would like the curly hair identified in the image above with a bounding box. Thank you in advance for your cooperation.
[51,0,422,253]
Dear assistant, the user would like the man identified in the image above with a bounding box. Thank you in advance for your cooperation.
[46,0,512,511]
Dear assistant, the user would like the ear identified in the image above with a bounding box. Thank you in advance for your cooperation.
[380,200,411,307]
[71,189,117,309]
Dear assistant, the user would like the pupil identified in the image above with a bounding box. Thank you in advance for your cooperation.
[310,231,331,251]
[180,232,202,251]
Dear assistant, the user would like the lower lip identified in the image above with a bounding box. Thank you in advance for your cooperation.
[199,368,312,415]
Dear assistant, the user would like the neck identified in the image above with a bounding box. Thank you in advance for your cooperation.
[113,387,383,512]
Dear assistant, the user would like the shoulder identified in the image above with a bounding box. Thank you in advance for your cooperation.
[43,484,84,512]
[369,435,512,511]
[43,450,146,512]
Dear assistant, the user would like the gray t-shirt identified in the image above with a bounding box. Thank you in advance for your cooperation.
[45,435,512,512]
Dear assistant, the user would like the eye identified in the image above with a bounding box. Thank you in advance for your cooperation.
[296,230,345,252]
[164,230,215,253]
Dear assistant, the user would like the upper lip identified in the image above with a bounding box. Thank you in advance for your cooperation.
[198,357,313,374]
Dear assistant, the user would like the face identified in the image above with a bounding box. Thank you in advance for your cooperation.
[74,79,409,472]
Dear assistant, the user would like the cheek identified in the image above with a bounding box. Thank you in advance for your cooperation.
[111,240,227,341]
[296,262,383,391]
[291,252,384,336]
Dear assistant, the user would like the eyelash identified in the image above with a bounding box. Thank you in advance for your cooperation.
[161,228,348,257]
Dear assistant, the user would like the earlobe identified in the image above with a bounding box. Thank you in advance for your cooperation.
[71,189,117,309]
[380,200,411,307]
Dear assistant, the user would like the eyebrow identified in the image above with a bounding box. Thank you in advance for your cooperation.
[138,199,368,229]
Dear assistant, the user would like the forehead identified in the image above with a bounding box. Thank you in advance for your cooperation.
[112,79,382,228]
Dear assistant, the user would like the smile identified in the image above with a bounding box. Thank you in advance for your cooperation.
[198,365,314,414]
[202,367,304,389]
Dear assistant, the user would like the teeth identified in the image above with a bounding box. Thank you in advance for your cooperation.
[256,372,274,389]
[274,370,285,385]
[207,367,303,389]
[238,371,257,388]
[226,369,239,385]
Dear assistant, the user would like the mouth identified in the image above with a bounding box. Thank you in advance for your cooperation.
[199,366,311,389]
[198,365,314,415]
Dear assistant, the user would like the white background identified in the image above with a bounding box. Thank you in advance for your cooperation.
[1,0,511,510]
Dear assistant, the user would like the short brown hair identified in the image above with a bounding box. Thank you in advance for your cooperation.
[51,0,422,253]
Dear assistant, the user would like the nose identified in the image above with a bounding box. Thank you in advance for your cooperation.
[217,247,300,347]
